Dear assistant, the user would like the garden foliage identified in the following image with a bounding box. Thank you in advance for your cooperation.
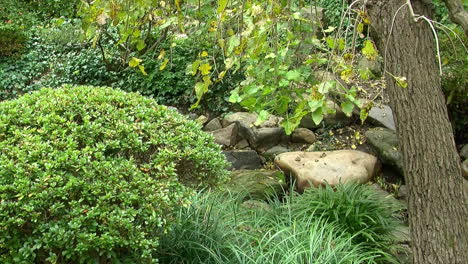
[0,86,228,263]
[158,183,404,264]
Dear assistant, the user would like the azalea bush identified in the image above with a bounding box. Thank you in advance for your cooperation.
[0,86,228,263]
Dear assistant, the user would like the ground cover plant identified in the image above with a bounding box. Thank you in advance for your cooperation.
[0,85,229,263]
[157,183,405,264]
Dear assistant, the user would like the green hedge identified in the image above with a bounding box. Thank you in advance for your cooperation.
[0,86,229,263]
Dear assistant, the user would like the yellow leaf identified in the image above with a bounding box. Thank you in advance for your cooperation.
[201,51,208,57]
[158,49,166,60]
[199,63,212,75]
[340,69,353,83]
[218,71,226,79]
[159,58,169,71]
[138,65,147,75]
[129,57,142,68]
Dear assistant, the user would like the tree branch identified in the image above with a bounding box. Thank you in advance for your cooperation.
[442,0,468,35]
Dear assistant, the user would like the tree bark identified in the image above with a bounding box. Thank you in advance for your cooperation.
[366,1,468,263]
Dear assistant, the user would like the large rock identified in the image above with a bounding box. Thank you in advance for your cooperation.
[275,150,379,192]
[223,170,287,200]
[368,104,396,130]
[365,128,403,174]
[291,128,316,144]
[223,150,263,170]
[211,123,238,147]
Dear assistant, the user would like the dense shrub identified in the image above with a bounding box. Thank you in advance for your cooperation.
[0,86,229,263]
[158,184,404,264]
[0,23,28,57]
[288,183,403,262]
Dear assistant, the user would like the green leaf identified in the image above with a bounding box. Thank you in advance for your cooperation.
[341,101,354,117]
[308,99,323,112]
[286,70,301,81]
[362,40,377,60]
[312,108,324,125]
[228,35,240,54]
[194,82,207,99]
[317,81,335,94]
[255,110,269,126]
[217,0,228,14]
[360,108,369,124]
[229,90,242,103]
[136,40,146,51]
[279,79,290,87]
[281,117,301,135]
[191,60,201,76]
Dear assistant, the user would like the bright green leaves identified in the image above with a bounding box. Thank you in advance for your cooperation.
[312,108,324,126]
[286,70,301,81]
[217,0,228,15]
[362,40,377,60]
[341,101,354,117]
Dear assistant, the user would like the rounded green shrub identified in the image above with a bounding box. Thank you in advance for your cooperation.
[0,23,28,57]
[0,85,229,263]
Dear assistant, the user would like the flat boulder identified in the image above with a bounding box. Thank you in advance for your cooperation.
[275,150,379,192]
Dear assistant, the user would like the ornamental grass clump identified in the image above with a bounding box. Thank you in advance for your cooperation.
[0,85,229,263]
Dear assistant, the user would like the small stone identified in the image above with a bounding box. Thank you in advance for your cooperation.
[203,117,223,132]
[462,159,468,180]
[396,185,409,201]
[291,128,316,144]
[223,150,263,170]
[187,113,198,120]
[211,123,238,147]
[460,144,468,160]
[236,139,250,149]
[368,104,396,130]
[196,115,208,125]
[263,146,289,161]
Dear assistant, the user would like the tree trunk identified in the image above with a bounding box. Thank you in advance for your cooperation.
[365,1,467,263]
